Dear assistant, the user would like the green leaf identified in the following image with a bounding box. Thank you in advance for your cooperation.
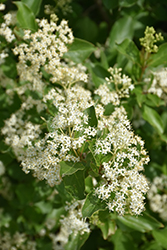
[64,38,95,63]
[109,16,134,51]
[152,228,167,249]
[1,56,17,79]
[147,94,165,107]
[149,43,167,67]
[133,87,146,107]
[63,170,85,200]
[35,201,52,214]
[102,0,118,9]
[82,191,106,218]
[15,183,34,205]
[84,106,98,127]
[143,105,164,134]
[116,38,140,64]
[117,213,163,233]
[21,0,42,16]
[119,0,137,7]
[87,63,110,88]
[60,161,85,177]
[14,2,38,31]
[65,232,90,250]
[111,229,138,250]
[98,210,116,239]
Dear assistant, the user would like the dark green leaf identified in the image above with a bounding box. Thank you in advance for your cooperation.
[64,38,95,63]
[133,87,146,107]
[84,106,98,127]
[111,229,138,250]
[14,2,38,31]
[153,228,167,249]
[109,16,134,51]
[143,105,164,134]
[82,191,106,218]
[102,0,118,9]
[116,38,140,64]
[63,170,85,200]
[149,43,167,67]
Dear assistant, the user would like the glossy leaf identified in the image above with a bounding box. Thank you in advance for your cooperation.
[87,63,110,88]
[84,105,98,127]
[116,38,140,64]
[82,191,106,218]
[149,43,167,67]
[111,229,138,250]
[63,170,85,200]
[21,0,42,16]
[109,16,134,51]
[143,105,164,134]
[152,228,167,248]
[102,0,118,9]
[14,2,38,31]
[64,38,95,63]
[60,161,85,177]
[117,213,163,233]
[119,0,137,7]
[65,232,90,250]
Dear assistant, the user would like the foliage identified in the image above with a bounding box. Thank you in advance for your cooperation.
[0,0,167,249]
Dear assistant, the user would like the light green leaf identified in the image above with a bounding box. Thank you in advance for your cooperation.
[109,16,134,51]
[64,38,95,63]
[65,232,90,250]
[117,213,163,233]
[14,2,38,31]
[116,38,140,64]
[149,43,167,67]
[82,191,106,218]
[119,0,137,7]
[60,161,85,177]
[63,170,85,200]
[35,201,52,214]
[153,228,167,249]
[143,105,164,134]
[147,94,165,107]
[21,0,42,16]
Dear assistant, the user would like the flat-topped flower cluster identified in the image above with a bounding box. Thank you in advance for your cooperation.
[1,11,150,216]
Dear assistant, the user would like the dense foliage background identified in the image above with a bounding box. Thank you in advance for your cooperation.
[0,0,167,249]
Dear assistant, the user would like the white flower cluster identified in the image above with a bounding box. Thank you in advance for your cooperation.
[0,3,5,11]
[94,105,149,215]
[1,110,42,161]
[0,13,15,42]
[13,14,75,89]
[0,231,36,250]
[61,199,90,235]
[49,200,89,250]
[146,68,167,101]
[95,67,134,106]
[147,174,167,221]
[21,85,94,186]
